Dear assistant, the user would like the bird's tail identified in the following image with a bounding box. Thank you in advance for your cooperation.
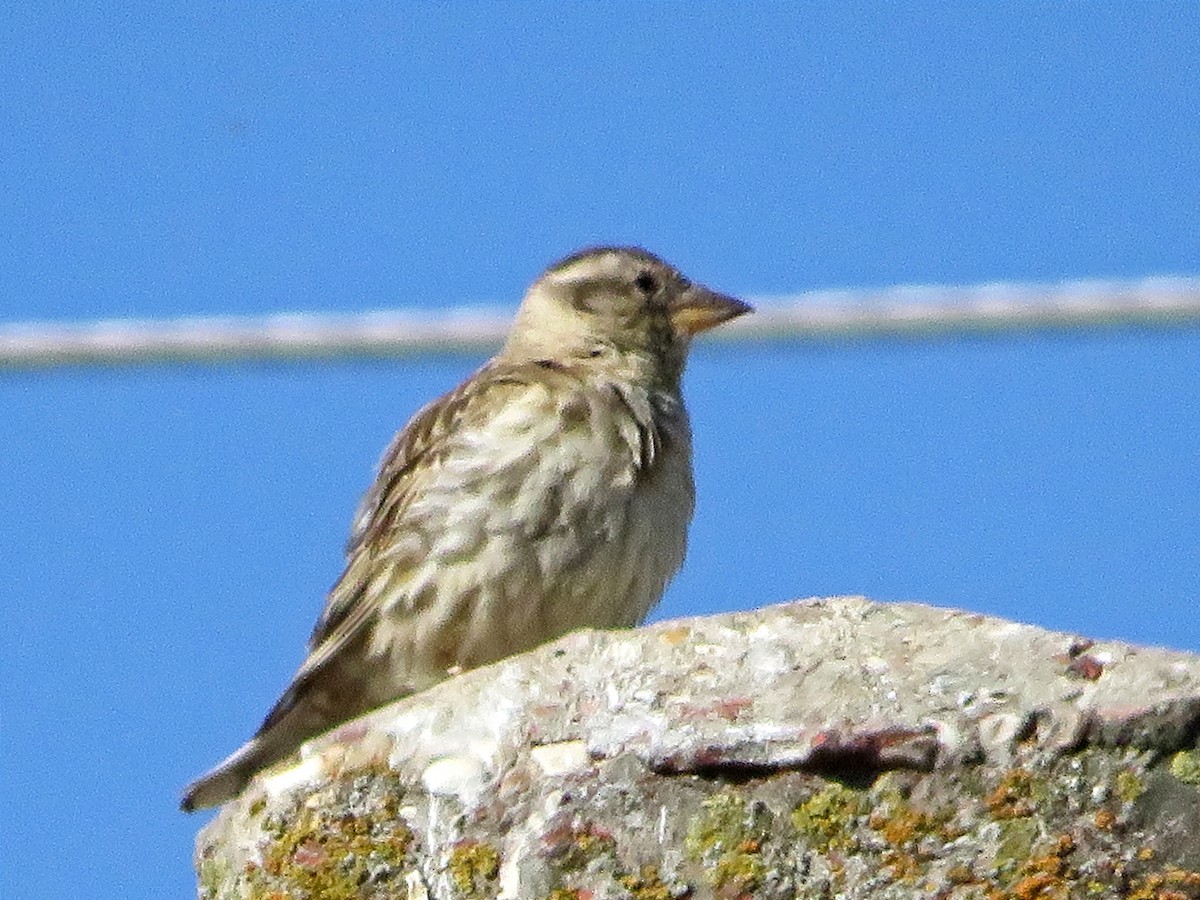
[180,738,270,812]
[180,678,351,812]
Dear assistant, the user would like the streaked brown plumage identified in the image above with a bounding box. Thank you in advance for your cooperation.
[181,246,750,811]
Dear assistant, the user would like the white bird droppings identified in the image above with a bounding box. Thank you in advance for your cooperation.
[421,755,488,803]
[530,740,592,777]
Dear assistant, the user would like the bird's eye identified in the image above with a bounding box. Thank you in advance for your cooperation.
[634,272,659,296]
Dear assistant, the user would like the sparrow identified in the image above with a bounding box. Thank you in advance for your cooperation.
[181,246,751,811]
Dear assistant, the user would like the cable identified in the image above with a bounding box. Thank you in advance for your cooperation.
[3,275,1198,370]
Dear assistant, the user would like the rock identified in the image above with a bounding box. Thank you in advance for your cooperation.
[193,597,1200,899]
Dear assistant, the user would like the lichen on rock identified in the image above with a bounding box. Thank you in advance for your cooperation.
[193,597,1200,898]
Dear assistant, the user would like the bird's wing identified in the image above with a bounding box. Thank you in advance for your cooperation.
[262,363,566,730]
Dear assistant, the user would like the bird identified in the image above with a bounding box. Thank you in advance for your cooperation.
[180,246,751,811]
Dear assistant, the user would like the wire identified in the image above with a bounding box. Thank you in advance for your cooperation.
[3,275,1198,370]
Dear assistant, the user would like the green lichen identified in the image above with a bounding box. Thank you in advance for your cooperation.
[196,855,229,900]
[1115,769,1145,803]
[618,865,675,900]
[993,817,1039,879]
[790,781,864,853]
[712,851,767,895]
[252,810,413,900]
[1169,749,1200,786]
[549,825,617,871]
[448,841,500,896]
[242,767,414,900]
[685,789,769,893]
[195,738,1200,899]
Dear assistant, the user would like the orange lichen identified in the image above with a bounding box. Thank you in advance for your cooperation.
[987,770,1036,820]
[1126,866,1200,900]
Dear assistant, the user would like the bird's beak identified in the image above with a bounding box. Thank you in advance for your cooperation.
[669,285,754,337]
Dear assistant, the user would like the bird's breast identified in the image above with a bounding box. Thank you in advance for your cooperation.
[372,378,694,687]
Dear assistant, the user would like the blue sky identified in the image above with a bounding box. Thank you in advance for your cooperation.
[3,4,1198,897]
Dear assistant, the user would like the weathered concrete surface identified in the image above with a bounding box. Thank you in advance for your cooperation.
[194,597,1200,899]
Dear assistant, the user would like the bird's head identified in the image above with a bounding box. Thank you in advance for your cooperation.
[502,246,752,385]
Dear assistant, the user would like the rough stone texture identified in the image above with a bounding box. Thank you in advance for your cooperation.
[194,597,1200,899]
